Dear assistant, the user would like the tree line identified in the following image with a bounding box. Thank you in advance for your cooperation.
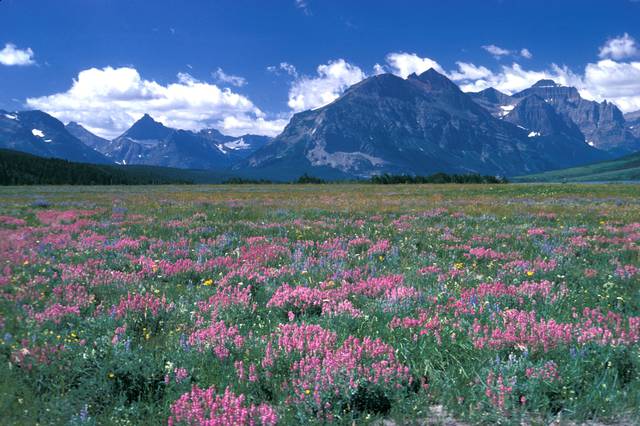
[1,149,508,186]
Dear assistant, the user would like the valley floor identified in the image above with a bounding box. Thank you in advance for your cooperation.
[0,184,639,425]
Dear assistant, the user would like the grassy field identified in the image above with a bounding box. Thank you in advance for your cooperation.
[0,184,639,425]
[513,152,640,183]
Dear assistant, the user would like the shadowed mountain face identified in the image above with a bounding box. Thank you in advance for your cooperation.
[511,81,639,155]
[503,95,609,166]
[0,110,112,164]
[625,111,640,139]
[102,115,230,168]
[73,114,272,169]
[239,69,608,180]
[65,121,110,151]
[468,87,518,118]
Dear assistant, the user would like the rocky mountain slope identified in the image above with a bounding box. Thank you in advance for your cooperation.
[239,69,608,179]
[0,110,111,164]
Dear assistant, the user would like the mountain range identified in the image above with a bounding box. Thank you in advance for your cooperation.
[0,110,111,164]
[1,69,639,179]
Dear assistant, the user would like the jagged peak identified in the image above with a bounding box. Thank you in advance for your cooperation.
[411,68,452,83]
[119,113,172,140]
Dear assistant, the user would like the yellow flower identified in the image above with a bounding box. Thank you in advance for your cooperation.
[526,270,535,277]
[305,389,311,395]
[203,279,213,286]
[378,255,384,261]
[108,372,115,379]
[454,262,464,270]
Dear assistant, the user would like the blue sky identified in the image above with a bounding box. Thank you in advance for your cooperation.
[1,0,639,137]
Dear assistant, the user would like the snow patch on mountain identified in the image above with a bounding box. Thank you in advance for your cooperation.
[306,140,386,172]
[223,138,251,150]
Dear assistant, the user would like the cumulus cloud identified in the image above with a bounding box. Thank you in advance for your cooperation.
[451,57,640,113]
[219,115,290,136]
[454,63,581,94]
[26,66,285,138]
[372,63,386,75]
[384,52,444,78]
[0,43,35,66]
[482,45,533,60]
[582,59,640,111]
[212,67,247,87]
[598,33,638,60]
[448,62,494,81]
[287,59,366,111]
[267,62,298,78]
[482,44,511,58]
[279,62,298,77]
[520,48,533,59]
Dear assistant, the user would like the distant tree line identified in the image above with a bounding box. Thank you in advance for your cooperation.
[1,149,508,186]
[223,174,327,184]
[222,177,274,184]
[0,149,189,185]
[369,173,508,184]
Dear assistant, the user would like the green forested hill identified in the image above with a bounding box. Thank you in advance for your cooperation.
[0,149,230,185]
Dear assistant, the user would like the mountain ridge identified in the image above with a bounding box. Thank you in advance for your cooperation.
[1,72,638,179]
[238,69,610,180]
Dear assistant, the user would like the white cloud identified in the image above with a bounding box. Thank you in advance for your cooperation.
[482,45,532,60]
[212,67,247,87]
[482,44,511,58]
[599,33,638,60]
[451,57,640,113]
[287,59,366,111]
[454,62,582,94]
[448,62,493,81]
[267,62,298,78]
[26,66,285,138]
[219,115,290,136]
[279,62,298,77]
[372,63,386,75]
[385,52,444,78]
[295,0,310,15]
[582,59,640,111]
[0,43,35,66]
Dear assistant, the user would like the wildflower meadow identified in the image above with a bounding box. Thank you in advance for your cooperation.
[0,183,639,425]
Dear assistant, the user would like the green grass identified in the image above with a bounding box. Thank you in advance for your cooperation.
[513,152,640,182]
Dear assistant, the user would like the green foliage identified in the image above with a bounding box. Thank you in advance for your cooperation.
[370,172,508,184]
[295,173,326,184]
[0,149,191,185]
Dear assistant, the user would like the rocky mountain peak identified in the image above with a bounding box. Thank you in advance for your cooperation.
[409,68,460,92]
[121,113,173,140]
[531,79,560,88]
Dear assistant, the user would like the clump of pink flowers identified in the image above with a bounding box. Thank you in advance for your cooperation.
[30,303,81,324]
[188,320,245,359]
[168,385,277,426]
[289,335,412,418]
[111,292,173,319]
[367,239,392,256]
[526,361,561,382]
[484,370,515,412]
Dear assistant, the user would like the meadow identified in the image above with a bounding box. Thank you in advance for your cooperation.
[0,183,639,425]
